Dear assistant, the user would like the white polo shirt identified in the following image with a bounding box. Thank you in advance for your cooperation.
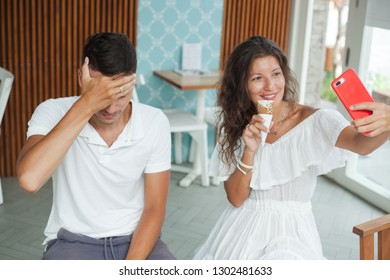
[27,96,171,243]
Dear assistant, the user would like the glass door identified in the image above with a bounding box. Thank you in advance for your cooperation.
[328,0,390,212]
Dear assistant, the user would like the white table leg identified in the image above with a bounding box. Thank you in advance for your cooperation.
[178,130,209,187]
[173,89,211,188]
[196,89,206,120]
[189,88,206,163]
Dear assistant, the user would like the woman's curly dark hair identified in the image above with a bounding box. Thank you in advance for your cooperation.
[216,36,299,165]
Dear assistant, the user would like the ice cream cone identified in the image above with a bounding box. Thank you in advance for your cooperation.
[257,100,275,146]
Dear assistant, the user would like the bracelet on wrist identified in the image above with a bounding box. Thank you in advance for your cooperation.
[236,163,253,176]
[238,158,254,169]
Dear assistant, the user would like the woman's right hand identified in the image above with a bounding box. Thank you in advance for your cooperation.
[242,114,271,153]
[350,102,390,136]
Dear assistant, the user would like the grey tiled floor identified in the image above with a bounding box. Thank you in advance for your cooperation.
[0,172,385,260]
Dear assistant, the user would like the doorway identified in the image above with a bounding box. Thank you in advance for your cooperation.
[327,0,390,212]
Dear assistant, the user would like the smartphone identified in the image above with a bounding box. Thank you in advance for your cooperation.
[331,68,374,120]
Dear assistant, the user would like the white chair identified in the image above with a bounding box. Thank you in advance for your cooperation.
[204,106,221,186]
[133,76,209,187]
[184,106,219,165]
[0,67,14,205]
[163,109,209,187]
[204,106,219,126]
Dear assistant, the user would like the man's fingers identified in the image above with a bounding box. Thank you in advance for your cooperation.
[114,74,136,95]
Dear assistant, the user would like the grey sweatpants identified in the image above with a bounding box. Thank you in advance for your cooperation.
[42,228,176,260]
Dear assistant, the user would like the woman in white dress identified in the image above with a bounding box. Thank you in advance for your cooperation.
[193,36,390,260]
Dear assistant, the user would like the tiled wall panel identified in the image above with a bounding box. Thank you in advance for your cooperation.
[136,0,223,161]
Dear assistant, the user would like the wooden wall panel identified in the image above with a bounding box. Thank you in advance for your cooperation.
[220,0,291,70]
[0,0,138,177]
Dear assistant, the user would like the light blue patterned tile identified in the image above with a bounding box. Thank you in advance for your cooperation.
[163,8,179,25]
[137,33,153,52]
[175,24,191,40]
[150,0,166,12]
[150,21,166,39]
[137,0,223,159]
[175,0,192,11]
[138,7,153,26]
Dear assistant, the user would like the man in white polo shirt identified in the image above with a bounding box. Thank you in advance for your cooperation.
[16,32,175,260]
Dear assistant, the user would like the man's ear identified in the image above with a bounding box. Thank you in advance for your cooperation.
[79,57,92,87]
[77,68,82,87]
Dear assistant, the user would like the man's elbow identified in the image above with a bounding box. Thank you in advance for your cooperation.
[17,172,42,193]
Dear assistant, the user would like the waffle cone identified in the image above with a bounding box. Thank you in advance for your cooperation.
[257,100,275,115]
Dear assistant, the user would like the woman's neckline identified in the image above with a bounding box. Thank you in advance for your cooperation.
[265,108,321,145]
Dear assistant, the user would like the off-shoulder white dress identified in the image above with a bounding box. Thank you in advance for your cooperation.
[193,109,353,260]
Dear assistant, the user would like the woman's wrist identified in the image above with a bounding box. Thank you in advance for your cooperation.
[242,148,255,163]
[238,158,254,169]
[236,162,253,175]
[236,149,255,175]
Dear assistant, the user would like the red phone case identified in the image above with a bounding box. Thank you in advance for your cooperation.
[331,68,374,120]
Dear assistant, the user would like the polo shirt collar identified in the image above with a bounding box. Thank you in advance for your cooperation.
[79,101,144,147]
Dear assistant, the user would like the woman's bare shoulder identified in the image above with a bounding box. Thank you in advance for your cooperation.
[292,103,318,121]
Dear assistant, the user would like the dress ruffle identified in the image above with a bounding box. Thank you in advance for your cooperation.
[210,109,354,190]
[252,109,353,190]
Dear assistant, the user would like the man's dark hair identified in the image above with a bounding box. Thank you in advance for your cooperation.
[82,32,137,76]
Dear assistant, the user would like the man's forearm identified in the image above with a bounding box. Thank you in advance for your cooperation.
[17,99,93,192]
[125,208,165,260]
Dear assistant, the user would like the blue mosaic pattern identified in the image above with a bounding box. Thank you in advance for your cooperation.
[136,0,223,159]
